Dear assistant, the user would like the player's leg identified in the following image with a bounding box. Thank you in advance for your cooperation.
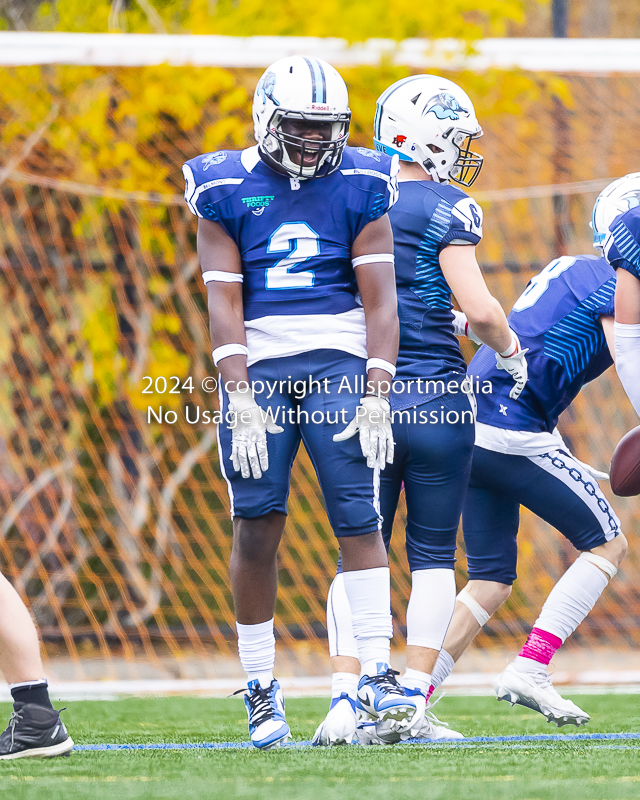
[398,393,474,739]
[313,449,404,746]
[300,351,417,729]
[218,362,301,749]
[0,573,73,759]
[493,449,626,726]
[430,447,520,692]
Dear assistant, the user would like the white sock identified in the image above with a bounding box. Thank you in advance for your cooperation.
[513,655,547,676]
[534,555,612,642]
[431,649,455,690]
[331,672,359,702]
[236,618,275,688]
[326,574,359,659]
[406,568,456,650]
[342,567,393,675]
[402,667,431,696]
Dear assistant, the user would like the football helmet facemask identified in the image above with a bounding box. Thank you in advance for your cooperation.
[374,75,483,187]
[591,173,640,248]
[253,56,351,180]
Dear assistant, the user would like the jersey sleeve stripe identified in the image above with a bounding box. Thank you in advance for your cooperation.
[182,163,201,218]
[191,178,244,214]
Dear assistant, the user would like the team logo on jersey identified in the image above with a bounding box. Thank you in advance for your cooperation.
[423,93,469,121]
[201,152,227,170]
[392,135,407,147]
[356,148,381,161]
[256,72,279,107]
[241,195,275,216]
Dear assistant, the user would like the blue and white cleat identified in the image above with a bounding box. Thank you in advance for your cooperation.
[241,679,290,749]
[312,693,357,746]
[357,664,418,732]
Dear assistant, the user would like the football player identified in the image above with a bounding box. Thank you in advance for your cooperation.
[0,575,73,759]
[313,75,528,746]
[428,206,629,727]
[594,174,640,418]
[183,56,419,749]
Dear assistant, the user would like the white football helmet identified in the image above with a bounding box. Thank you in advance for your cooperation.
[373,75,483,186]
[252,56,351,180]
[591,173,640,248]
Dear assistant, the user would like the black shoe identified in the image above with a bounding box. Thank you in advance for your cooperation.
[0,703,74,760]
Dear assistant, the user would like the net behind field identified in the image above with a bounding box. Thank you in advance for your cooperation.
[1,65,639,676]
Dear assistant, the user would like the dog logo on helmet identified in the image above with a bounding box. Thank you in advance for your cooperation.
[256,71,279,107]
[423,93,469,121]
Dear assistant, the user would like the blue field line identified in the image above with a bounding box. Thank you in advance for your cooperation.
[74,732,640,752]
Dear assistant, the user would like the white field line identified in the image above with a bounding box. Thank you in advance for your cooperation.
[2,672,640,701]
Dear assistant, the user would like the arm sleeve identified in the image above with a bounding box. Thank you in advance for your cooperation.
[440,196,483,250]
[614,321,640,418]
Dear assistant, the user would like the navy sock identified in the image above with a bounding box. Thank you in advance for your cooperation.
[11,681,53,710]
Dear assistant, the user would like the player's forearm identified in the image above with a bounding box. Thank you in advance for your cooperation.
[364,304,399,395]
[614,322,640,417]
[463,298,512,354]
[207,287,250,389]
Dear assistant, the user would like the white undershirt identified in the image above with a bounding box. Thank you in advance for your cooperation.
[244,308,367,366]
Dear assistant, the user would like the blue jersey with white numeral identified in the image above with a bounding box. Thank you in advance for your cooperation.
[390,180,483,384]
[470,255,616,433]
[183,145,397,321]
[604,205,640,281]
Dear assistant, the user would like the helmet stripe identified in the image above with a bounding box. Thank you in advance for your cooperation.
[303,57,325,104]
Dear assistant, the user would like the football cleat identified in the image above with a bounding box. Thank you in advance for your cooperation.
[312,693,357,746]
[357,664,419,731]
[409,708,465,741]
[0,704,73,760]
[494,663,590,727]
[240,679,290,749]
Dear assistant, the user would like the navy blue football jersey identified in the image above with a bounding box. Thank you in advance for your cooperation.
[604,206,640,281]
[183,145,398,321]
[390,179,483,384]
[470,255,616,433]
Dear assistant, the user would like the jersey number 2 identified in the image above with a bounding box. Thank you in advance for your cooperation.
[266,222,319,289]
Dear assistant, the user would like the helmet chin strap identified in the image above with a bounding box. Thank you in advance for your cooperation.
[420,156,445,183]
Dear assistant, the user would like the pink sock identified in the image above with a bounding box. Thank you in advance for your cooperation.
[518,627,562,665]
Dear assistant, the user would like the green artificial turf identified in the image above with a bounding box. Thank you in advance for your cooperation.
[2,694,640,800]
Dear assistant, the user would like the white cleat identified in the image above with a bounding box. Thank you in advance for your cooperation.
[312,694,357,746]
[409,709,465,741]
[494,663,590,728]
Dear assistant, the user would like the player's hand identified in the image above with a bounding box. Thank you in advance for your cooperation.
[333,395,394,469]
[495,333,529,400]
[227,389,284,479]
[451,311,483,345]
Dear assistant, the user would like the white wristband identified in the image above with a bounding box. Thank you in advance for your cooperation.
[202,270,243,284]
[352,254,395,268]
[499,333,520,359]
[366,358,396,378]
[212,343,249,366]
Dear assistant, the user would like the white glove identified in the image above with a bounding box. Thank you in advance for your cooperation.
[451,311,482,346]
[333,395,394,469]
[495,333,529,400]
[227,389,284,479]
